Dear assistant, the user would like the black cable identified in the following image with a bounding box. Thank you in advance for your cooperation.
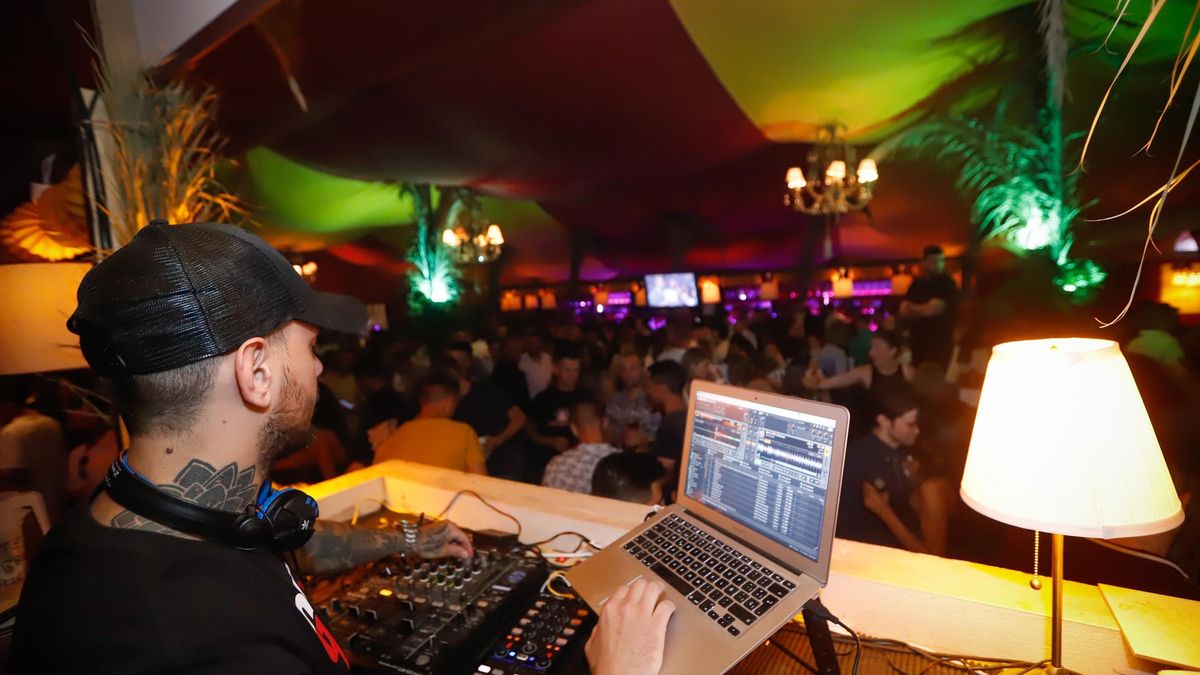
[802,598,861,675]
[768,638,818,674]
[434,489,522,538]
[526,530,600,551]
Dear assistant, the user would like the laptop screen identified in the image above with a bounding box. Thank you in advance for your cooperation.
[682,389,836,562]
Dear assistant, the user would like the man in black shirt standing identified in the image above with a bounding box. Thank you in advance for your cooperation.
[444,343,529,479]
[647,360,688,469]
[900,244,958,369]
[524,341,587,482]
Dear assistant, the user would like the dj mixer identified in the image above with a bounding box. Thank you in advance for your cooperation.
[306,509,595,675]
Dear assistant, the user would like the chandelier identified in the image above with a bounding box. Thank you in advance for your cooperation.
[440,192,505,264]
[783,124,878,215]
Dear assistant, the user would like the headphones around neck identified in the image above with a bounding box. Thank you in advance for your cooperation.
[103,453,318,552]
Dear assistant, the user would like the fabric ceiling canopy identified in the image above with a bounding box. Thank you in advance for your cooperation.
[174,0,1199,282]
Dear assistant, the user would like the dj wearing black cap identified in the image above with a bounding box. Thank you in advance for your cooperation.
[10,221,673,675]
[11,222,676,672]
[10,221,479,673]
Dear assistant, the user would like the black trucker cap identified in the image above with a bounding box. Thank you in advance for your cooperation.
[67,221,368,376]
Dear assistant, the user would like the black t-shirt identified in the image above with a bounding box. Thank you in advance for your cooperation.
[904,273,958,365]
[454,379,516,437]
[11,504,350,674]
[491,360,530,410]
[653,410,688,463]
[528,386,585,447]
[836,433,919,549]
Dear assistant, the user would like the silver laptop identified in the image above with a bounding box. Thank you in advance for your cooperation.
[567,381,849,675]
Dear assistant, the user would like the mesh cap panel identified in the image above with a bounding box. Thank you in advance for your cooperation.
[68,221,366,376]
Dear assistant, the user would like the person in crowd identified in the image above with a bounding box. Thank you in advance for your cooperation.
[778,338,814,397]
[808,324,849,378]
[605,351,661,452]
[12,221,477,672]
[804,329,913,406]
[900,244,958,368]
[542,400,621,493]
[1126,301,1187,378]
[270,425,349,484]
[525,341,588,482]
[491,333,531,410]
[837,388,950,556]
[373,370,486,475]
[319,346,363,435]
[647,360,689,471]
[592,451,669,506]
[656,321,690,363]
[847,315,873,367]
[519,332,555,398]
[680,347,716,392]
[356,361,411,443]
[732,309,760,352]
[443,344,529,480]
[0,377,67,520]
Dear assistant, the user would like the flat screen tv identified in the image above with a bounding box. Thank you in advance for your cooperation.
[645,273,699,308]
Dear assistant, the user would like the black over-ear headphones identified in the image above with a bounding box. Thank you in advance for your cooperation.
[103,453,318,552]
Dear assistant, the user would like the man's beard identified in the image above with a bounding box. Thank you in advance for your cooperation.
[258,365,317,467]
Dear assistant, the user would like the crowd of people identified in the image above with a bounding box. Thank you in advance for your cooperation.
[3,247,1200,603]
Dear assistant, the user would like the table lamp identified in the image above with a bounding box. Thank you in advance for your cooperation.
[960,338,1184,673]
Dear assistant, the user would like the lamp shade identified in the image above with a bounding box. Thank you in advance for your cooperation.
[785,166,806,190]
[825,160,846,181]
[960,338,1183,538]
[856,158,879,183]
[0,262,91,375]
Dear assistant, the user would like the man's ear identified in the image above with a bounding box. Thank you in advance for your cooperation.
[233,336,273,410]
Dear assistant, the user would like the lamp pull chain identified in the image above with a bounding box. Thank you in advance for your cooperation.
[1030,530,1043,590]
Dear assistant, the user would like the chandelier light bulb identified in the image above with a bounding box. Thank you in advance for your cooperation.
[442,228,461,247]
[856,158,878,183]
[486,224,505,245]
[785,166,806,190]
[825,160,847,182]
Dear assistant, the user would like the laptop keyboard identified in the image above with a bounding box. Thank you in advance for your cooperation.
[622,514,796,637]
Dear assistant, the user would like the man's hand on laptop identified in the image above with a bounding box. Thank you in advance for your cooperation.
[585,579,676,675]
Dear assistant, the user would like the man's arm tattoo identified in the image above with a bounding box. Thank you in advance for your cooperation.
[294,520,409,576]
[110,459,258,535]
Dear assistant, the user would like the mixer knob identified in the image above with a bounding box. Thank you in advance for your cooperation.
[399,600,414,612]
[418,570,429,581]
[365,609,379,623]
[398,618,415,635]
[521,642,538,655]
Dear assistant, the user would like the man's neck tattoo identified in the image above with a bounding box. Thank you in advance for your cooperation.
[110,458,259,535]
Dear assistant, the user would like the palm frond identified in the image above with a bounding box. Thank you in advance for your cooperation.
[93,51,248,247]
